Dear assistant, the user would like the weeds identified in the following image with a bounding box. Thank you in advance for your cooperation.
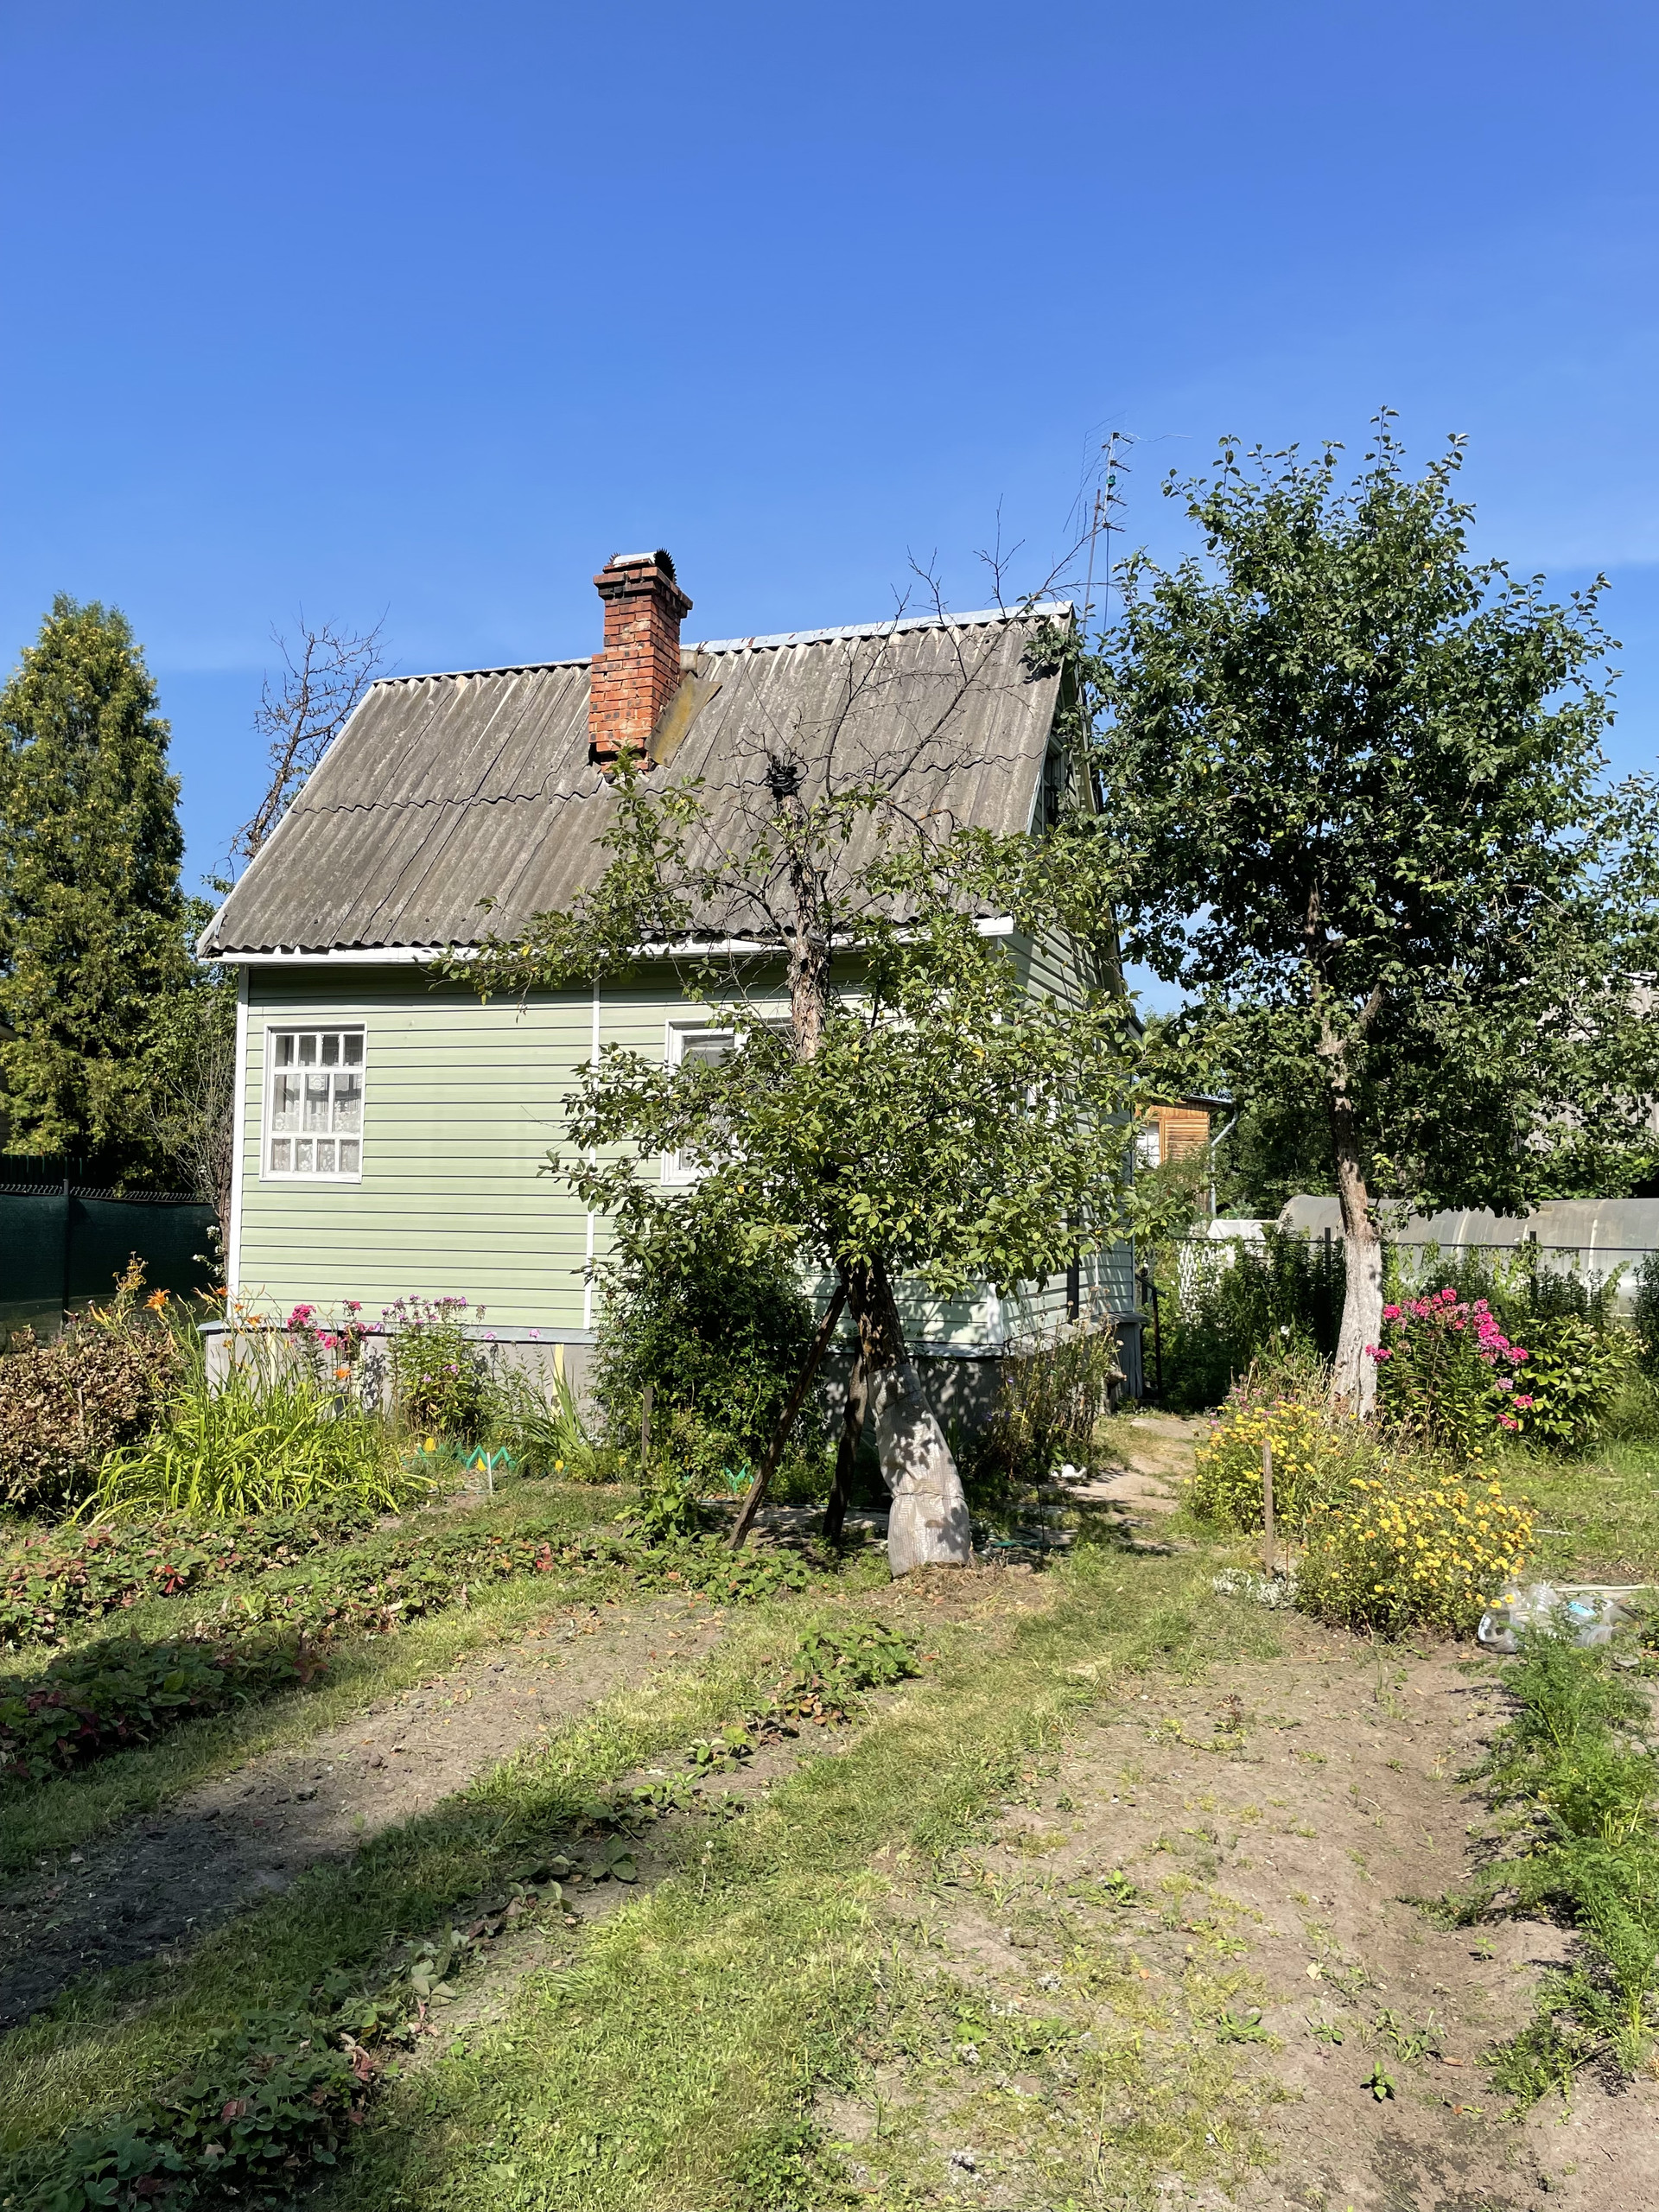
[1446,1632,1659,2099]
[0,1513,826,1794]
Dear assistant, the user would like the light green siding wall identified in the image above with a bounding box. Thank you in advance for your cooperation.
[235,938,1135,1345]
[237,969,600,1328]
[1001,924,1137,1334]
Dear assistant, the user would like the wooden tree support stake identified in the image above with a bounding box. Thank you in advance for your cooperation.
[729,1275,849,1550]
[1262,1438,1275,1579]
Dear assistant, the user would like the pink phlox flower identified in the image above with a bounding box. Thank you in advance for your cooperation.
[1382,1304,1402,1322]
[345,1300,362,1313]
[287,1303,315,1330]
[1513,1394,1535,1408]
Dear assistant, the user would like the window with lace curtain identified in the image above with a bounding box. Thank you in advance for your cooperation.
[264,1027,365,1179]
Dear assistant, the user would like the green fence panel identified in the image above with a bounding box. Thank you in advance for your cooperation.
[2,1192,214,1340]
[68,1198,215,1305]
[0,1191,69,1339]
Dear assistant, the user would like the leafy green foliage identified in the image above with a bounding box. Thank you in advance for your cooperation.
[1634,1253,1659,1379]
[1515,1317,1630,1454]
[0,596,192,1173]
[593,1206,825,1494]
[0,1502,380,1650]
[0,1632,303,1783]
[94,1359,412,1517]
[1081,420,1644,1400]
[385,1294,490,1438]
[1449,1635,1659,2097]
[483,1366,592,1478]
[1157,1230,1344,1412]
[776,1619,918,1721]
[971,1320,1119,1488]
[0,2005,372,2212]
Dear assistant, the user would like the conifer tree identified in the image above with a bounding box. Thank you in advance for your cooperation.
[0,596,188,1171]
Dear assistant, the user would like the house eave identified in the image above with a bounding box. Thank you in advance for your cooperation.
[214,915,1020,968]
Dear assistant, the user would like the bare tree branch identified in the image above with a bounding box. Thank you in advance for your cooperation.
[232,613,389,865]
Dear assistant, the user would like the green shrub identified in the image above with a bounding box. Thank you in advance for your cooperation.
[0,1273,181,1509]
[972,1320,1119,1488]
[1511,1314,1630,1454]
[1296,1465,1535,1635]
[1155,1227,1343,1413]
[593,1214,828,1496]
[385,1294,490,1438]
[1633,1252,1659,1378]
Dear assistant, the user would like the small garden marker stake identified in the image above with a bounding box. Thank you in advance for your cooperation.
[1262,1437,1275,1578]
[640,1382,653,1478]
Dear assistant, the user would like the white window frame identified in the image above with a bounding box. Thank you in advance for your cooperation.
[263,1024,367,1183]
[662,1022,737,1185]
[661,1014,791,1185]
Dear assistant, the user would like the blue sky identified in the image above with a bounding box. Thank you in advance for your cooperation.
[3,1,1656,893]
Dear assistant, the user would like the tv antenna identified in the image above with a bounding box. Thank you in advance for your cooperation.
[1080,430,1133,636]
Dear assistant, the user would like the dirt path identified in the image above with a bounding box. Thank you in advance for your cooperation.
[0,1593,724,2029]
[830,1599,1656,2212]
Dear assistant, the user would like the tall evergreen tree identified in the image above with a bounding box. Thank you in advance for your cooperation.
[0,596,188,1171]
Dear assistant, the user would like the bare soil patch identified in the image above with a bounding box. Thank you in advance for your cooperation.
[0,1592,724,2028]
[832,1605,1659,2211]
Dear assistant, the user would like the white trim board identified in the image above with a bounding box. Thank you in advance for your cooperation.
[226,968,249,1294]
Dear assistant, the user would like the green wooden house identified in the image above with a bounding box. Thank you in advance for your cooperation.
[199,552,1141,1400]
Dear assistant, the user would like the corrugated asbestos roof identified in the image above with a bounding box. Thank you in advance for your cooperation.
[200,603,1070,957]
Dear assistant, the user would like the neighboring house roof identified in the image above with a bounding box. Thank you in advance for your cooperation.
[200,603,1071,958]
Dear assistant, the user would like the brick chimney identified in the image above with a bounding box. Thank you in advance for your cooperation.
[588,550,693,773]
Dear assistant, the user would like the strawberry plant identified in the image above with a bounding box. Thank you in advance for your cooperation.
[0,1634,302,1783]
[0,1503,382,1650]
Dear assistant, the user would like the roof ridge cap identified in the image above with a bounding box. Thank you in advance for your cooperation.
[690,601,1073,656]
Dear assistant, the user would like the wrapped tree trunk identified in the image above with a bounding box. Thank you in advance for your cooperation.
[1332,1143,1382,1416]
[851,1257,973,1573]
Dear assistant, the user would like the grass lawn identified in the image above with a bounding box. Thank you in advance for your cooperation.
[8,1423,1659,2210]
[1503,1439,1659,1583]
[0,1547,1269,2210]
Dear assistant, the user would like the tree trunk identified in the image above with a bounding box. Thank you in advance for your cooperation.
[1332,1113,1382,1416]
[822,1333,871,1543]
[729,1274,849,1548]
[850,1257,973,1573]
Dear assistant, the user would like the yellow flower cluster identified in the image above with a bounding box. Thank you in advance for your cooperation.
[1188,1396,1344,1535]
[1299,1471,1535,1634]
